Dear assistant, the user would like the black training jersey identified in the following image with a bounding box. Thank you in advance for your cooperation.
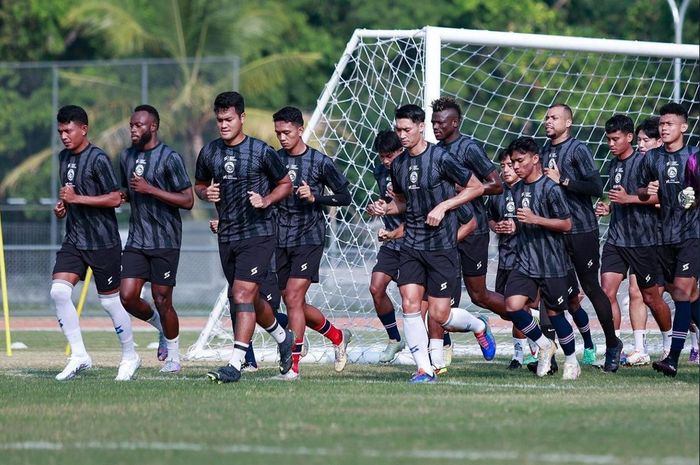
[542,138,600,234]
[390,143,472,251]
[373,163,404,251]
[439,134,496,235]
[120,143,192,249]
[638,145,700,244]
[456,202,475,226]
[604,151,657,248]
[59,144,120,250]
[512,176,571,278]
[276,147,349,247]
[488,181,519,270]
[195,136,288,242]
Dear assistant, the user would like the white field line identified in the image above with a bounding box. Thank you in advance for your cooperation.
[0,441,696,465]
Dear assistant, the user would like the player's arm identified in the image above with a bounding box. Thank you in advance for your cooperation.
[480,169,503,196]
[636,154,658,202]
[608,184,658,206]
[559,145,603,197]
[426,174,484,226]
[457,217,477,241]
[516,207,571,232]
[129,177,194,210]
[378,222,404,241]
[59,186,122,208]
[195,179,220,202]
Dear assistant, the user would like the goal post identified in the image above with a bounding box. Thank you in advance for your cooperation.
[188,27,699,364]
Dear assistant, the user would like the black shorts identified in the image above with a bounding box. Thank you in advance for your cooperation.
[53,242,121,293]
[276,245,324,289]
[258,272,281,311]
[495,268,512,295]
[458,233,489,277]
[121,247,180,286]
[421,273,462,306]
[397,246,460,299]
[372,245,401,281]
[657,238,700,282]
[566,269,581,298]
[564,230,600,275]
[505,269,569,312]
[600,243,662,289]
[218,236,275,285]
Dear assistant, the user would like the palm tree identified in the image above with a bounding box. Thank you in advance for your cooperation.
[1,0,319,197]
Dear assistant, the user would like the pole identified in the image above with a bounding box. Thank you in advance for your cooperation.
[50,66,59,249]
[666,0,691,102]
[0,209,12,356]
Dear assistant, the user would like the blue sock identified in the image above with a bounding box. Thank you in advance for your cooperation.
[550,312,576,356]
[443,332,452,347]
[275,311,289,329]
[378,311,401,341]
[690,298,699,327]
[670,301,692,363]
[570,307,594,349]
[510,309,543,341]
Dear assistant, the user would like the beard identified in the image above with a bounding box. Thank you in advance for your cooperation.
[132,131,153,150]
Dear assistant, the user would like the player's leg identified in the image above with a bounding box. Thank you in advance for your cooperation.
[369,258,404,362]
[504,271,556,377]
[566,232,621,371]
[688,322,699,365]
[148,248,182,372]
[459,234,508,318]
[497,268,528,369]
[626,275,650,366]
[542,277,580,379]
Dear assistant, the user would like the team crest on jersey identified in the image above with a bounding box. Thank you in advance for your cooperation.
[547,151,558,170]
[66,168,75,182]
[287,163,298,185]
[505,195,516,214]
[408,165,420,189]
[521,192,532,209]
[386,177,393,195]
[665,161,679,184]
[223,155,237,180]
[613,169,623,185]
[134,164,145,176]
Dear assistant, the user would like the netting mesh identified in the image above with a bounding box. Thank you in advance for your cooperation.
[187,30,699,364]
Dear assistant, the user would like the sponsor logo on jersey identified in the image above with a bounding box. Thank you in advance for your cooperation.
[476,261,482,270]
[250,267,258,275]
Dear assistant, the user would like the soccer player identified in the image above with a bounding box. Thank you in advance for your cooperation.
[118,105,194,373]
[431,97,507,319]
[503,137,580,380]
[638,103,700,377]
[594,114,672,367]
[196,92,294,384]
[367,104,495,383]
[542,103,623,372]
[50,105,139,381]
[273,106,352,380]
[489,149,539,369]
[369,130,407,363]
[683,147,700,364]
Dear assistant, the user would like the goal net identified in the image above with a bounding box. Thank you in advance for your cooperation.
[187,27,699,364]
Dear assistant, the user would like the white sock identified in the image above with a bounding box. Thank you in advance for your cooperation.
[614,329,621,338]
[442,307,485,333]
[51,280,88,358]
[565,353,578,365]
[662,330,672,351]
[535,335,552,350]
[100,293,137,360]
[527,338,538,355]
[429,338,445,368]
[264,320,287,344]
[166,336,180,363]
[633,330,647,353]
[690,329,699,350]
[227,341,249,370]
[403,312,433,375]
[147,304,164,334]
[513,338,526,363]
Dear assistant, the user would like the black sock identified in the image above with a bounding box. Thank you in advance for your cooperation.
[570,307,594,349]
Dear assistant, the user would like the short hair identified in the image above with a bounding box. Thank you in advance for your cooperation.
[659,102,688,121]
[636,117,660,139]
[549,102,574,122]
[605,114,634,134]
[134,104,160,129]
[431,96,462,121]
[214,91,245,115]
[508,136,540,156]
[272,106,304,126]
[373,130,402,154]
[57,105,88,126]
[395,104,425,123]
[497,148,512,162]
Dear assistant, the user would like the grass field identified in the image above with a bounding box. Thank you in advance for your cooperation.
[1,330,698,465]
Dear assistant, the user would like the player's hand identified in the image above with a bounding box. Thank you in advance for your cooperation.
[129,174,152,194]
[544,164,561,184]
[367,199,387,217]
[204,181,220,203]
[209,219,219,234]
[378,228,391,241]
[516,207,538,225]
[595,201,610,217]
[386,185,396,200]
[426,204,446,226]
[680,186,696,209]
[296,180,315,203]
[647,180,659,197]
[247,191,269,208]
[494,219,516,234]
[53,200,66,219]
[608,185,630,204]
[119,191,129,205]
[59,184,77,204]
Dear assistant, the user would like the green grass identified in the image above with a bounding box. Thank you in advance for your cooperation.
[1,331,698,465]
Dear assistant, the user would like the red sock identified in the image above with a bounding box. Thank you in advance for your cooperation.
[292,338,303,373]
[312,317,343,345]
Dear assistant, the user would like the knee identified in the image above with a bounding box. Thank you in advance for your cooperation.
[50,282,73,304]
[233,288,256,304]
[369,283,382,299]
[467,287,487,306]
[119,290,139,309]
[153,294,170,312]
